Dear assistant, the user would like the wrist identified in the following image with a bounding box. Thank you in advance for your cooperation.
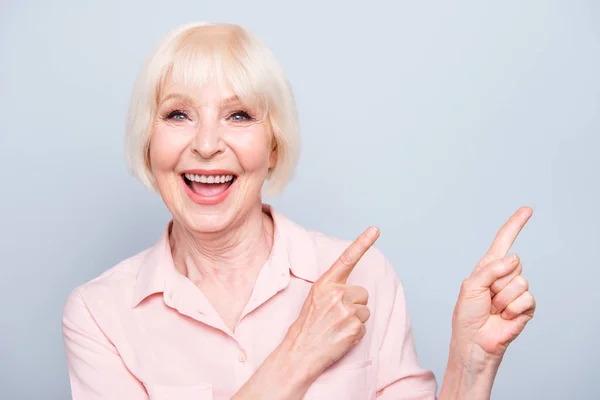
[269,339,317,389]
[230,343,309,400]
[232,340,316,400]
[439,340,502,400]
[449,336,503,373]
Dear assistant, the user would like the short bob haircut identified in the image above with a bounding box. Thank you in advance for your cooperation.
[124,22,300,196]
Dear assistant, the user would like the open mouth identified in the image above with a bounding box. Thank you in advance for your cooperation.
[182,172,237,198]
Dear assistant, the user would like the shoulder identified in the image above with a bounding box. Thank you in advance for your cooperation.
[62,247,151,320]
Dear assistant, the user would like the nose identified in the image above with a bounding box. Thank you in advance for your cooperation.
[191,122,225,159]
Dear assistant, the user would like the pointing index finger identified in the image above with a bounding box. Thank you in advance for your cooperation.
[480,206,533,266]
[321,226,380,284]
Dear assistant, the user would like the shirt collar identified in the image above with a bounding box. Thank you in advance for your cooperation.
[265,204,320,284]
[131,221,177,308]
[131,204,320,308]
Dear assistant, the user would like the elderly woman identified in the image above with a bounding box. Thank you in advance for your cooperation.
[62,22,536,399]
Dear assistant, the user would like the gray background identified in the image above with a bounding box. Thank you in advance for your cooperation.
[1,0,598,399]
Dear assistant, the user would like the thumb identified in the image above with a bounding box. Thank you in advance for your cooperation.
[469,254,521,289]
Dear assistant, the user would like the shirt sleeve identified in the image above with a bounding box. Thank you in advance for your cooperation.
[62,288,148,400]
[375,257,438,399]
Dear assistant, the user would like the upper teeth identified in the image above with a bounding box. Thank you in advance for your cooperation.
[184,173,234,184]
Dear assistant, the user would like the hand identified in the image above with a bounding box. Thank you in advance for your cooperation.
[282,226,380,380]
[451,207,537,364]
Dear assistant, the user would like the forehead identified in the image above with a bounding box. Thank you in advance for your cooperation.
[158,80,238,105]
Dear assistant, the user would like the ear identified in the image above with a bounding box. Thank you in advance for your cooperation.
[268,139,278,170]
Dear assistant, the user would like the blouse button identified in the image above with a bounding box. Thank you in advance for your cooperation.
[238,352,247,363]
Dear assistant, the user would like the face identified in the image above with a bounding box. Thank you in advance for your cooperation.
[149,81,277,233]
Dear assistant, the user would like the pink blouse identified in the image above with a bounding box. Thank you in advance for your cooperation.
[62,205,437,399]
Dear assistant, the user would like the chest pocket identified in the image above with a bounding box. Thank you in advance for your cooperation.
[303,359,375,399]
[145,383,213,400]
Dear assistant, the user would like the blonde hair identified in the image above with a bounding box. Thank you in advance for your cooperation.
[124,22,300,196]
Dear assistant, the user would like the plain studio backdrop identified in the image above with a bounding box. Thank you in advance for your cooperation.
[1,1,598,399]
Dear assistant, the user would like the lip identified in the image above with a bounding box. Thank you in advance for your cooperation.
[181,169,238,176]
[180,169,237,206]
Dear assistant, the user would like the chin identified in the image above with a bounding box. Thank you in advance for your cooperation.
[182,212,234,233]
[175,192,248,234]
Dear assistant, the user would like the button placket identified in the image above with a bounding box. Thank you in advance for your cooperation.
[232,334,254,388]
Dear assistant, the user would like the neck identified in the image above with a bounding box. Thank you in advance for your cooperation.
[169,204,274,284]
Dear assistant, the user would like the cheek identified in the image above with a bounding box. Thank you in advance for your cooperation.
[226,127,272,172]
[149,125,191,173]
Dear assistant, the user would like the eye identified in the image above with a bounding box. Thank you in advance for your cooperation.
[165,110,188,120]
[228,110,253,122]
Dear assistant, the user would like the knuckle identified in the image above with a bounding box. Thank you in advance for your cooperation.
[312,281,326,295]
[490,280,502,293]
[491,296,502,309]
[492,273,508,285]
[351,286,369,304]
[338,251,353,267]
[329,291,344,306]
[494,300,507,315]
[344,307,356,318]
[339,304,354,319]
[348,319,363,336]
[515,263,523,274]
[364,307,371,321]
[358,323,366,339]
[309,289,323,304]
[525,291,536,305]
[504,303,516,317]
[514,275,528,291]
[478,254,493,266]
[492,260,505,275]
[460,278,473,292]
[360,287,369,302]
[306,290,318,305]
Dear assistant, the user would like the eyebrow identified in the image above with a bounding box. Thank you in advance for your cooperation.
[220,95,242,106]
[159,92,196,105]
[158,92,242,107]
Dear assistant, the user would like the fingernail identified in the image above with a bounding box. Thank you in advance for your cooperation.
[490,304,498,314]
[366,227,379,239]
[501,311,510,319]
